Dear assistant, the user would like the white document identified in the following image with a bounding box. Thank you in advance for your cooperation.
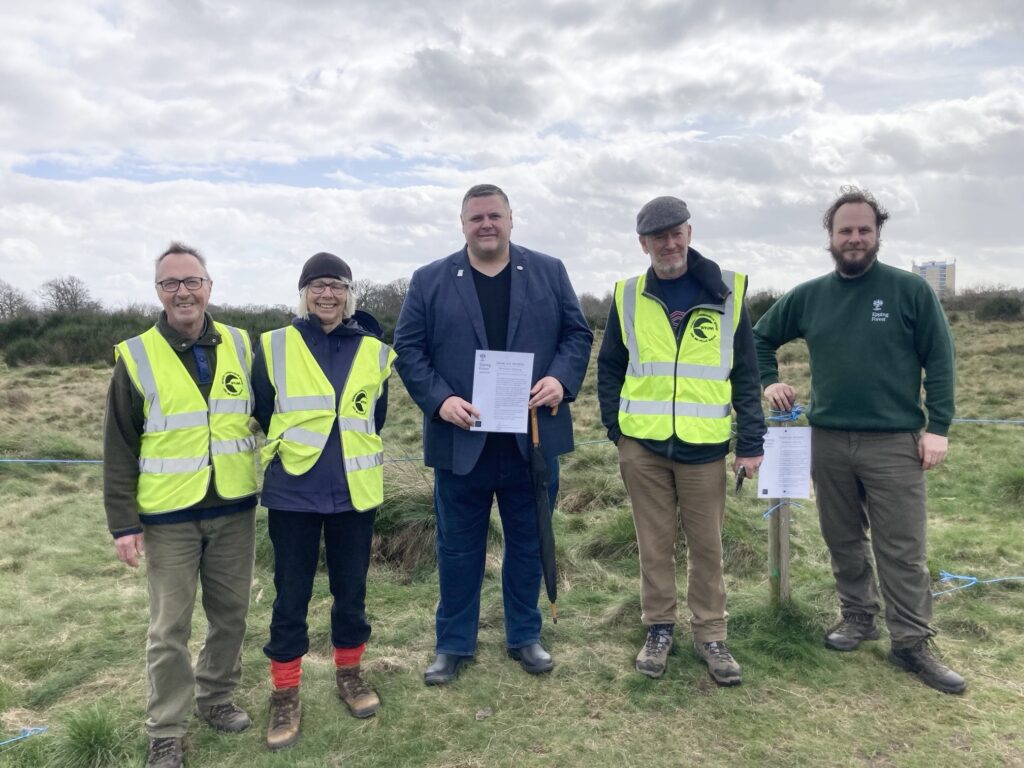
[757,426,811,499]
[470,350,534,434]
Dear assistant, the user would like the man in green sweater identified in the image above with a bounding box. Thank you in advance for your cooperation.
[752,187,964,694]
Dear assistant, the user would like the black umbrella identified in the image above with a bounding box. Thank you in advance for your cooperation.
[530,406,558,623]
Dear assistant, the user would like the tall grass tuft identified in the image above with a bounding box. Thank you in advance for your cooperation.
[996,468,1024,504]
[578,507,639,560]
[50,704,138,768]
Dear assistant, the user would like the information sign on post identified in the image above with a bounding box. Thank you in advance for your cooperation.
[757,426,812,605]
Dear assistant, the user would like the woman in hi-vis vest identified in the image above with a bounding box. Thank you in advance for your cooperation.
[251,252,396,752]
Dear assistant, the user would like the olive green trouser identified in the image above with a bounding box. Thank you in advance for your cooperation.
[142,508,255,738]
[618,437,728,643]
[811,428,935,648]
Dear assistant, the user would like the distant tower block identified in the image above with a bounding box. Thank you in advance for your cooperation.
[913,260,956,299]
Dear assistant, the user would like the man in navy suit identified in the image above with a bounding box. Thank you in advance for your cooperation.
[394,184,593,684]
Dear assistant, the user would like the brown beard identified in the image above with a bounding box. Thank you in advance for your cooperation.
[830,244,879,277]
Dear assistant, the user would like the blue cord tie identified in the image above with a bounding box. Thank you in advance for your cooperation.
[0,726,48,749]
[763,501,806,519]
[933,570,1024,597]
[767,404,805,422]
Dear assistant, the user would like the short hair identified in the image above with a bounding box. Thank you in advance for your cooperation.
[822,186,890,234]
[461,184,511,211]
[155,242,208,274]
[296,284,357,322]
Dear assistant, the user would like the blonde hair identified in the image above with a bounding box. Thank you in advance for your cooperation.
[296,284,357,321]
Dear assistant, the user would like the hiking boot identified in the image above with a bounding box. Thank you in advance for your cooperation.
[694,640,742,686]
[336,665,380,718]
[145,737,182,768]
[635,623,674,678]
[266,687,301,751]
[889,639,967,695]
[196,701,251,733]
[824,613,880,651]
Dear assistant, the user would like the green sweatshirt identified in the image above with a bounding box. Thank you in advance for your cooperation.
[752,261,955,436]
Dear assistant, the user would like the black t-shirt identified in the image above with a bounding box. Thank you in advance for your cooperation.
[471,262,511,351]
[653,270,702,331]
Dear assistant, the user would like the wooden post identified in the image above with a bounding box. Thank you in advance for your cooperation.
[768,498,791,606]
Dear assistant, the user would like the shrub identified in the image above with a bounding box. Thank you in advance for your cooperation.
[976,296,1023,321]
[3,338,41,367]
[747,289,782,325]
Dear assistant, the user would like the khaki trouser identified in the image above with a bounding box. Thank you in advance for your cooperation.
[811,428,935,648]
[143,508,256,738]
[618,438,728,643]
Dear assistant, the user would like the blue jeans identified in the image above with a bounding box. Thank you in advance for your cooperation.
[433,435,543,656]
[263,508,376,662]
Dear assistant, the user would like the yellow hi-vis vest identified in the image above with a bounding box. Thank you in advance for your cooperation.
[260,327,395,512]
[114,322,257,516]
[615,270,745,443]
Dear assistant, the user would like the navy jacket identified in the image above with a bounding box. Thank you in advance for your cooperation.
[253,315,388,513]
[393,243,593,475]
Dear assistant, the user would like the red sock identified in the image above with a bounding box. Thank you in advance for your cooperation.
[334,643,366,668]
[270,657,302,690]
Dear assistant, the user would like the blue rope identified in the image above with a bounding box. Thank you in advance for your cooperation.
[0,726,47,749]
[762,501,806,519]
[767,404,806,422]
[951,418,1024,425]
[0,438,620,467]
[933,570,1024,597]
[0,458,103,464]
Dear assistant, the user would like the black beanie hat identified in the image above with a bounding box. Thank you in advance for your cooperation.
[298,252,352,290]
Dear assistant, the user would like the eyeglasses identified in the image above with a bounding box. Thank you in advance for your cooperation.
[156,277,210,293]
[308,280,350,294]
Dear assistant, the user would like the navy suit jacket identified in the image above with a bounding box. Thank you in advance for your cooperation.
[394,243,593,475]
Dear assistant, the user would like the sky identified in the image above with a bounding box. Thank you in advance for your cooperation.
[1,1,1022,310]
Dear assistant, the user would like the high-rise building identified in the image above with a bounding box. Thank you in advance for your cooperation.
[913,260,956,299]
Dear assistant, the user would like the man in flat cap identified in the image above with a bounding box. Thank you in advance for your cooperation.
[598,197,764,686]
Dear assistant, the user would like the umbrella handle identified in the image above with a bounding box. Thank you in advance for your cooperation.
[530,405,558,447]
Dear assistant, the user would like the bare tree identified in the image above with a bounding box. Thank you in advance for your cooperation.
[38,275,98,313]
[0,280,33,319]
[354,277,409,318]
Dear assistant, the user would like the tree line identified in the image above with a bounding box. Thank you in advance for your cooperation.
[1,275,1020,368]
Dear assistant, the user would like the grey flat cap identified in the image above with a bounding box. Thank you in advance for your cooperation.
[636,196,691,235]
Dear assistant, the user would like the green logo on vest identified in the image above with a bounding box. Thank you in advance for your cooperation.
[352,390,369,415]
[222,372,244,396]
[689,316,718,343]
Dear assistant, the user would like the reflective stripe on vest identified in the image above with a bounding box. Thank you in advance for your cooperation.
[115,321,257,516]
[616,270,745,443]
[261,327,395,511]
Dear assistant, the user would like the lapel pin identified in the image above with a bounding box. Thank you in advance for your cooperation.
[457,269,464,277]
[516,265,523,270]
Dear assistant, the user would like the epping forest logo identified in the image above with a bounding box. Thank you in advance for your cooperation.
[689,316,719,344]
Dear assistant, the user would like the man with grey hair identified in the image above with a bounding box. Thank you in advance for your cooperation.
[598,197,765,686]
[753,186,964,694]
[104,242,258,768]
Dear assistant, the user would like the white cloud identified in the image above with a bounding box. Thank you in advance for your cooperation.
[0,0,1021,310]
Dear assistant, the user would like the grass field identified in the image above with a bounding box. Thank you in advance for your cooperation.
[1,319,1023,767]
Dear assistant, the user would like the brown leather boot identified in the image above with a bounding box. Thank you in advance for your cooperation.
[266,687,301,751]
[336,664,380,718]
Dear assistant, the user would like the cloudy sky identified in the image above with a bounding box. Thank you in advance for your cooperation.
[1,1,1022,310]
